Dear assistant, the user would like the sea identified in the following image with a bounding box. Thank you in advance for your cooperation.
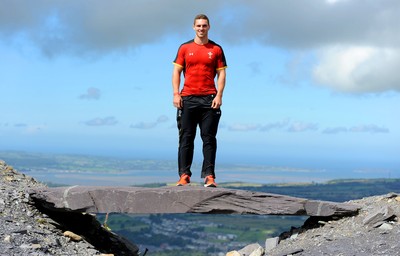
[1,150,398,186]
[20,161,399,187]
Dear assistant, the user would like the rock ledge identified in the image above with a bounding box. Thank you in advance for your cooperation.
[29,185,360,217]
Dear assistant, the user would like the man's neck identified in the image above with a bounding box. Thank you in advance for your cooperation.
[194,36,209,45]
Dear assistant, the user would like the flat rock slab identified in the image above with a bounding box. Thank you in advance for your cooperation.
[29,186,360,217]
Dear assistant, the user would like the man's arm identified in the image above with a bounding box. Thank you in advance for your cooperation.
[172,64,183,109]
[212,68,226,109]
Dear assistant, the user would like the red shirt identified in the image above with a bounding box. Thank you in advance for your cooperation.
[173,40,227,96]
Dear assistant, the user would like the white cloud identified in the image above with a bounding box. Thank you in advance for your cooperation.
[130,115,169,129]
[313,46,400,93]
[259,120,289,132]
[227,120,319,133]
[228,123,259,132]
[322,127,348,134]
[225,120,390,135]
[349,124,389,134]
[15,124,47,134]
[325,0,348,5]
[79,87,101,100]
[2,0,400,93]
[323,124,389,134]
[84,116,118,126]
[25,125,46,134]
[130,122,157,129]
[3,1,399,53]
[157,115,169,123]
[287,122,318,133]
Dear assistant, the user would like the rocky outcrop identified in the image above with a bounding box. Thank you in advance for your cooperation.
[228,193,400,256]
[29,185,360,217]
[0,160,139,256]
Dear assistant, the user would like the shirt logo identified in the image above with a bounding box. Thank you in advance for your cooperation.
[208,52,213,59]
[189,52,194,56]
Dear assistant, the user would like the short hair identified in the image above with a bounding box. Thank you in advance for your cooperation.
[194,14,210,25]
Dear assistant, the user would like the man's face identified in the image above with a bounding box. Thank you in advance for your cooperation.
[193,19,210,38]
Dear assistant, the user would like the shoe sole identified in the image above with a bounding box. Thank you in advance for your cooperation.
[204,184,217,188]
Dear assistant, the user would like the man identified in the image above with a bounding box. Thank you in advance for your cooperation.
[172,14,227,187]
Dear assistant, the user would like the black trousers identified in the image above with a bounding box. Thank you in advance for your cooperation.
[177,95,221,178]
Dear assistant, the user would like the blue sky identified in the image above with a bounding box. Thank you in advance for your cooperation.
[1,0,399,177]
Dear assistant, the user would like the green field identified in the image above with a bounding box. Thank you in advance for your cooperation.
[96,213,307,255]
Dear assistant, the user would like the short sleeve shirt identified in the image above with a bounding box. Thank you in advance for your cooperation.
[173,39,227,96]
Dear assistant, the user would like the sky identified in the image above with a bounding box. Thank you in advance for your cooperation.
[0,0,399,178]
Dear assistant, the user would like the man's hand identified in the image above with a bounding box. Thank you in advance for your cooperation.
[211,95,222,109]
[173,94,182,109]
[172,65,183,109]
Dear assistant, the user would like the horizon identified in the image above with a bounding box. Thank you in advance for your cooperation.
[0,149,398,187]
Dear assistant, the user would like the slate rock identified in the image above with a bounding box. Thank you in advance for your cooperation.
[29,186,360,217]
[363,205,395,226]
[265,237,280,252]
[238,243,264,256]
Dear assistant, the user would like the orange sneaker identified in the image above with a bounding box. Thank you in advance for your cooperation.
[204,175,217,187]
[176,174,191,186]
